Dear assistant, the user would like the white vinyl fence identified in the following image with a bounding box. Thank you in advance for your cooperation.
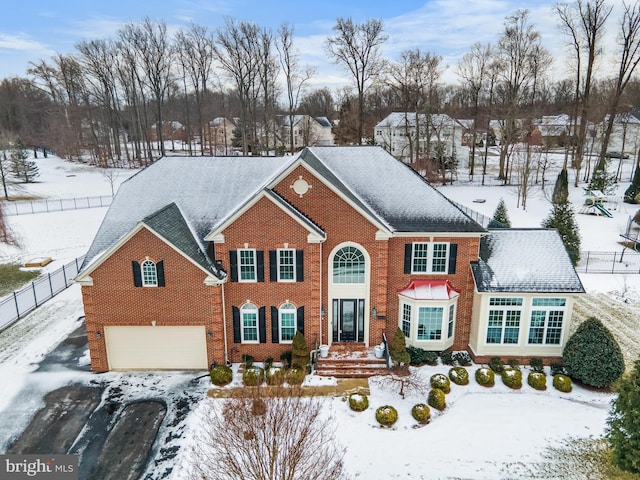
[0,256,85,330]
[3,196,112,216]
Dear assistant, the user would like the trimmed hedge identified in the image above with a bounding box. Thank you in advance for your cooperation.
[210,365,233,386]
[501,368,523,389]
[375,405,398,426]
[527,371,547,391]
[286,367,306,385]
[242,366,264,386]
[449,366,469,386]
[265,366,284,386]
[476,367,495,387]
[563,317,625,388]
[553,374,572,393]
[411,403,431,424]
[430,373,451,394]
[348,393,369,412]
[428,388,446,411]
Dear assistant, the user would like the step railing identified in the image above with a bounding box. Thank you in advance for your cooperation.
[381,331,391,368]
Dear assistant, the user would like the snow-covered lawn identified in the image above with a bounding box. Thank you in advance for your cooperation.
[0,152,638,479]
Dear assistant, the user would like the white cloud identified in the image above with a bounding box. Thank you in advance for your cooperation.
[0,33,53,54]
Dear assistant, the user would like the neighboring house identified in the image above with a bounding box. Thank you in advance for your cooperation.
[278,115,334,151]
[599,112,640,156]
[203,117,236,156]
[76,146,584,372]
[374,112,464,164]
[149,121,188,143]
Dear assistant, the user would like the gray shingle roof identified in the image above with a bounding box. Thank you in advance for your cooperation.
[142,202,223,278]
[471,229,584,293]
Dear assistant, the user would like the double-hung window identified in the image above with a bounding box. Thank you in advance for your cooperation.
[401,304,412,338]
[528,298,566,345]
[410,242,450,274]
[279,303,296,342]
[239,249,257,282]
[486,298,523,344]
[241,303,259,343]
[278,249,295,282]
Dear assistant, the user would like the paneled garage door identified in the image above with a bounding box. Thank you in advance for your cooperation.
[104,326,208,370]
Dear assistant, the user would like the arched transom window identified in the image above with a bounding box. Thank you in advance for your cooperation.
[141,259,158,287]
[333,246,365,284]
[279,302,296,342]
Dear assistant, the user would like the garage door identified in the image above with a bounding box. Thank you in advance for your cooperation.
[104,326,208,370]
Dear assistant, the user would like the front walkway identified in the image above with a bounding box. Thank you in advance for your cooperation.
[207,377,370,398]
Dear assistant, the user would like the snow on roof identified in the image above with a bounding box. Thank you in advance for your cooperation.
[375,112,459,129]
[471,229,584,293]
[397,279,460,300]
[303,146,486,233]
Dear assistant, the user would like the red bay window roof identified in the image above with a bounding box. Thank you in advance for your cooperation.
[397,280,460,301]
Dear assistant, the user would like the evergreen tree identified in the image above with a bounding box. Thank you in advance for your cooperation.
[587,159,616,195]
[10,140,39,183]
[291,330,309,371]
[552,168,569,205]
[488,198,511,228]
[608,359,640,474]
[541,201,581,266]
[563,317,625,388]
[389,327,410,366]
[624,165,640,203]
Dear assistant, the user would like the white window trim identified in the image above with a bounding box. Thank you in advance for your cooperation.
[141,259,158,287]
[279,303,296,344]
[411,242,450,274]
[485,297,524,345]
[238,248,257,283]
[241,304,259,344]
[277,248,296,283]
[447,304,456,339]
[399,298,457,343]
[526,298,567,346]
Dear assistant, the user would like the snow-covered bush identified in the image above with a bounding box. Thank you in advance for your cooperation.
[476,367,495,387]
[553,374,572,393]
[527,371,547,390]
[348,393,369,412]
[430,373,451,393]
[242,366,264,386]
[375,405,398,427]
[428,388,446,411]
[501,368,523,389]
[449,366,469,386]
[411,403,431,424]
[529,357,544,373]
[286,367,305,385]
[453,351,472,366]
[265,366,284,386]
[210,365,233,386]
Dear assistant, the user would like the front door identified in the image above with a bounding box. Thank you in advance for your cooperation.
[333,298,365,342]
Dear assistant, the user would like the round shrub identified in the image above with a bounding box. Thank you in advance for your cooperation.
[251,398,266,416]
[501,368,523,389]
[449,366,469,386]
[527,371,547,391]
[563,317,625,388]
[430,373,451,393]
[265,366,284,386]
[242,366,264,386]
[375,405,398,426]
[553,374,572,393]
[428,388,446,411]
[286,367,305,385]
[210,365,233,386]
[411,403,431,424]
[348,393,369,412]
[527,372,547,390]
[476,367,495,387]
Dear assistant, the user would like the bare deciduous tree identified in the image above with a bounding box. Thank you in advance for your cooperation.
[187,389,347,480]
[325,17,388,145]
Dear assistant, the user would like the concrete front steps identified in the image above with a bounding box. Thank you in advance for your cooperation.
[314,342,389,378]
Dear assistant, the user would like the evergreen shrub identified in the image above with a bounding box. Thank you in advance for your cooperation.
[286,366,305,385]
[375,405,398,426]
[210,365,233,386]
[553,374,572,393]
[242,366,264,386]
[501,368,523,389]
[453,351,472,366]
[527,371,547,391]
[428,388,446,411]
[411,403,431,424]
[407,346,438,366]
[476,367,495,387]
[430,373,451,394]
[440,349,455,366]
[529,357,544,373]
[389,327,411,365]
[291,331,310,370]
[348,393,369,412]
[449,366,469,386]
[265,366,284,386]
[489,357,504,373]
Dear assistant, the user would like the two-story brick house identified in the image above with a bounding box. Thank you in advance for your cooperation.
[76,146,583,372]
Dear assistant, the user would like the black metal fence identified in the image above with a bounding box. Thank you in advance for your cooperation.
[451,201,495,228]
[3,196,112,216]
[575,250,640,274]
[0,256,85,330]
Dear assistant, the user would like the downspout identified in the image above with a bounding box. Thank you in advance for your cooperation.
[221,281,229,366]
[319,241,323,346]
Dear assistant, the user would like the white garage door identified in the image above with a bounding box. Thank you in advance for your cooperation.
[104,326,208,370]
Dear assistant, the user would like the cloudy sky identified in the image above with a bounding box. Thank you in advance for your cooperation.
[0,0,627,88]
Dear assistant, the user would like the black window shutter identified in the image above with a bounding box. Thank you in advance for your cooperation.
[132,261,142,287]
[448,244,457,274]
[296,250,304,282]
[157,260,165,287]
[259,306,266,343]
[232,306,241,343]
[256,250,265,282]
[269,250,277,282]
[297,306,305,334]
[271,306,279,343]
[229,250,238,282]
[404,244,412,274]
